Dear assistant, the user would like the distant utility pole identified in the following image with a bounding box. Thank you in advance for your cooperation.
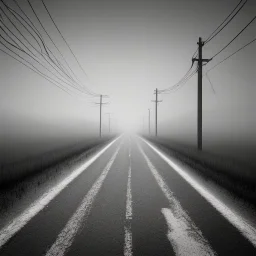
[152,88,162,137]
[105,113,111,133]
[192,37,211,150]
[148,108,151,135]
[95,95,109,138]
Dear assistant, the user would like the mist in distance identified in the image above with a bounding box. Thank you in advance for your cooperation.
[1,0,256,166]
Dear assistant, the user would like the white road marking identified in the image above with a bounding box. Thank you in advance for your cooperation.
[0,136,120,249]
[141,137,256,248]
[138,144,216,256]
[126,168,132,221]
[45,144,121,256]
[124,167,133,256]
[124,138,133,256]
[124,226,133,256]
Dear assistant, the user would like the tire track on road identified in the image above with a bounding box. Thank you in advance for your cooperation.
[138,143,216,256]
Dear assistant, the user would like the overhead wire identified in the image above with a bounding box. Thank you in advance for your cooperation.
[207,37,256,73]
[0,0,100,96]
[204,0,248,44]
[4,4,73,77]
[159,60,196,93]
[0,3,77,85]
[12,0,43,39]
[161,67,198,94]
[0,21,90,93]
[1,2,75,88]
[26,0,76,77]
[210,14,256,59]
[0,47,74,96]
[0,20,84,92]
[0,42,93,98]
[2,1,82,85]
[154,0,253,97]
[1,0,87,86]
[40,0,100,96]
[9,0,72,75]
[27,0,98,96]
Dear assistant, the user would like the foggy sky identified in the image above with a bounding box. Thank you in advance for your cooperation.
[1,0,256,156]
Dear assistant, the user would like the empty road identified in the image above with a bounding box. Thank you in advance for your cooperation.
[0,135,256,256]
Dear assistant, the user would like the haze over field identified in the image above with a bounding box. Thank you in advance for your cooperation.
[1,0,256,164]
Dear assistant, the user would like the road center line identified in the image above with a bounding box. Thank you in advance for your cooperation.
[141,137,256,248]
[124,138,133,256]
[45,144,121,256]
[0,136,120,249]
[138,144,216,256]
[124,166,133,256]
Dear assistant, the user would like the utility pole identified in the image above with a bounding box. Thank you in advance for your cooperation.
[148,108,151,135]
[105,113,111,133]
[152,88,162,137]
[192,37,211,150]
[95,95,109,138]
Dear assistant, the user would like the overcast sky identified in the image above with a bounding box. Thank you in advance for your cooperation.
[1,0,256,153]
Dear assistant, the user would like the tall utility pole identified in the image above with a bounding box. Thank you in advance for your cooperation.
[152,88,162,137]
[105,113,111,133]
[95,95,108,138]
[192,37,211,150]
[148,108,151,135]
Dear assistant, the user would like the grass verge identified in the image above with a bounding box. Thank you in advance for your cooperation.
[144,135,256,203]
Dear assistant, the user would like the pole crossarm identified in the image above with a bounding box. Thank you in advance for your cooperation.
[192,58,212,63]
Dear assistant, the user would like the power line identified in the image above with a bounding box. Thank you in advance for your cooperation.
[2,1,43,54]
[0,47,75,96]
[161,67,198,94]
[205,0,247,44]
[205,72,216,94]
[3,2,76,80]
[9,0,71,75]
[160,44,200,93]
[1,1,94,93]
[26,0,79,78]
[163,0,250,95]
[1,0,100,96]
[0,8,78,87]
[26,0,97,96]
[0,34,86,93]
[0,44,94,98]
[41,0,97,94]
[210,14,256,59]
[160,64,197,93]
[192,47,199,58]
[12,0,43,38]
[0,6,39,58]
[159,61,195,92]
[207,37,256,73]
[0,26,84,92]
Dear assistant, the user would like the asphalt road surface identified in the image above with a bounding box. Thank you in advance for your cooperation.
[0,135,256,256]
